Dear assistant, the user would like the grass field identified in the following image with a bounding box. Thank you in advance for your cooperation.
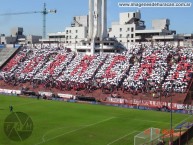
[0,95,192,145]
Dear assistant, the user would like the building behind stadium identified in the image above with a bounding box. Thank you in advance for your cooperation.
[0,0,192,53]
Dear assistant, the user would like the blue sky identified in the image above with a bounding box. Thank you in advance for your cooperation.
[0,0,192,36]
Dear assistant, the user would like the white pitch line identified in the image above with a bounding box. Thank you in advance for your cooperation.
[107,131,139,145]
[42,126,70,142]
[42,125,89,142]
[35,117,115,145]
[174,115,193,127]
[134,118,170,124]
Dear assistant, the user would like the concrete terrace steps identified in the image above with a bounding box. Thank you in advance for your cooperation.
[0,48,18,66]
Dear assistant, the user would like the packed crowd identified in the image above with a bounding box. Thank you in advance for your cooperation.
[0,44,192,96]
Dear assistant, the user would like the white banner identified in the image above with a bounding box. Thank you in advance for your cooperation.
[126,99,193,110]
[39,91,53,97]
[58,93,73,99]
[107,97,125,104]
[0,89,21,94]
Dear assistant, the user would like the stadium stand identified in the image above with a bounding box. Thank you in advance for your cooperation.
[0,44,192,104]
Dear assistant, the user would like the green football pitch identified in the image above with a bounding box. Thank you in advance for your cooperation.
[0,95,191,145]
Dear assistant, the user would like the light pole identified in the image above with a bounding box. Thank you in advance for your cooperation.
[159,83,162,103]
[170,94,173,144]
[170,81,174,145]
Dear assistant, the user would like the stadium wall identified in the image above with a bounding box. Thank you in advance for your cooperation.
[0,89,21,95]
[0,88,192,115]
[173,125,193,145]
